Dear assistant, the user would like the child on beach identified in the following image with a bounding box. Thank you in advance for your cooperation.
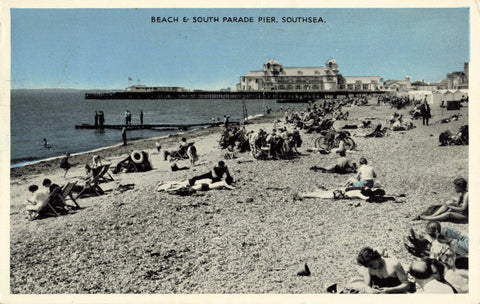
[60,152,72,177]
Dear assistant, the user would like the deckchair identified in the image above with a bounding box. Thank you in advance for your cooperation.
[59,181,80,209]
[126,161,140,172]
[37,187,68,218]
[96,164,114,183]
[76,171,105,199]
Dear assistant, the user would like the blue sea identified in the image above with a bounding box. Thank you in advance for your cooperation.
[11,90,304,167]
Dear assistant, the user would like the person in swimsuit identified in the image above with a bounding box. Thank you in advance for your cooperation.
[188,161,233,186]
[310,151,357,174]
[356,247,410,293]
[419,178,468,222]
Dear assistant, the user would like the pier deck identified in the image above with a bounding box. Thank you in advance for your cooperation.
[75,122,226,131]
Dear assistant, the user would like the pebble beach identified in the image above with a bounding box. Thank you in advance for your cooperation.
[8,102,471,296]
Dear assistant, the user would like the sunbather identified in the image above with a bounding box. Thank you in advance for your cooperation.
[310,151,357,174]
[345,157,376,188]
[356,247,410,294]
[417,178,468,223]
[163,137,190,160]
[188,161,233,186]
[157,178,235,195]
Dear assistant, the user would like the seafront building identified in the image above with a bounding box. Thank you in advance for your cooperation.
[447,62,469,90]
[236,59,383,92]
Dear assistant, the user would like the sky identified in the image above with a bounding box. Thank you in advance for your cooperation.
[10,8,469,90]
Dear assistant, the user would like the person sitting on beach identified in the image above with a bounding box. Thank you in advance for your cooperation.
[405,220,468,261]
[416,178,468,223]
[112,151,152,173]
[42,178,60,193]
[311,151,357,174]
[408,259,455,294]
[26,185,51,220]
[92,155,103,168]
[163,137,191,161]
[330,132,348,155]
[356,247,410,294]
[188,161,233,186]
[345,157,376,188]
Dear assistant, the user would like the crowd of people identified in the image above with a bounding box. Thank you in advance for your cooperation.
[26,95,469,294]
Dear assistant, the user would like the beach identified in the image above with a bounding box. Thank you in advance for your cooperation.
[9,102,468,294]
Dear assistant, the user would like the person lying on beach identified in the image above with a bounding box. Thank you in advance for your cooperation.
[295,186,400,203]
[310,151,357,174]
[356,247,410,294]
[188,161,233,186]
[365,124,387,138]
[408,259,455,294]
[158,179,235,192]
[415,177,468,223]
[345,157,376,188]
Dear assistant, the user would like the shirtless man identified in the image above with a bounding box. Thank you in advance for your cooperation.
[346,157,376,188]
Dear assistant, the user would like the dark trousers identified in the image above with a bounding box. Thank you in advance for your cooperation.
[422,116,429,125]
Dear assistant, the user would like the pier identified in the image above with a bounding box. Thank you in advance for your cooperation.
[75,122,238,131]
[85,90,386,100]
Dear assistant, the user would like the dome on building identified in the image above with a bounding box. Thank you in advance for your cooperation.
[264,60,280,65]
[326,58,336,65]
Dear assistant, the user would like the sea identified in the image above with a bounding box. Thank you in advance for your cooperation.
[11,90,305,167]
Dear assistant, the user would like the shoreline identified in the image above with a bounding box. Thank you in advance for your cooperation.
[10,112,272,178]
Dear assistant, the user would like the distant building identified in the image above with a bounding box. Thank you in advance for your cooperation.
[237,59,345,92]
[383,76,412,91]
[339,76,384,91]
[125,85,186,92]
[447,62,468,89]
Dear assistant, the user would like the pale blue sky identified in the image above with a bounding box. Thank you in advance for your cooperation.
[11,8,469,90]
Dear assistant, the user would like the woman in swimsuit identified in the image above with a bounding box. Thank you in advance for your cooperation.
[357,247,410,293]
[419,178,468,222]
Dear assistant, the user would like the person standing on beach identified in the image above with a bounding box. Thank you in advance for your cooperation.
[125,110,129,125]
[94,111,99,127]
[122,127,127,146]
[421,100,431,126]
[60,152,72,177]
[140,110,144,125]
